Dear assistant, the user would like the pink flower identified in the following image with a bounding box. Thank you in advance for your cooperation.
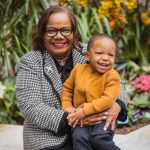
[129,74,150,93]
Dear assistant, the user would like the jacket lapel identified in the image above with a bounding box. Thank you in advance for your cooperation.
[42,49,86,100]
[72,49,85,66]
[43,51,62,99]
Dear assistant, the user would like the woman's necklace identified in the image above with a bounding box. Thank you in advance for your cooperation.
[56,57,68,66]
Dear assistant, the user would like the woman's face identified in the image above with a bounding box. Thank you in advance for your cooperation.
[44,12,74,59]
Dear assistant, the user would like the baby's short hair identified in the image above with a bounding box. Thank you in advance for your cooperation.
[87,33,116,51]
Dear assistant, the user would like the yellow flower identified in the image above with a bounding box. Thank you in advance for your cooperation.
[125,0,137,10]
[141,9,150,25]
[114,0,123,9]
[98,0,113,19]
[101,1,113,9]
[98,0,130,28]
[77,0,87,7]
[98,7,110,18]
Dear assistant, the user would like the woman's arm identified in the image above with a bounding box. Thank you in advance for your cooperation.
[116,82,128,120]
[103,102,121,130]
[16,54,66,134]
[82,102,124,130]
[81,83,128,130]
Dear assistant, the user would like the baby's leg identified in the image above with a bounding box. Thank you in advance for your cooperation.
[72,126,93,150]
[90,121,120,150]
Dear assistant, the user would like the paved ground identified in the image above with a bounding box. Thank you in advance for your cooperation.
[0,124,150,150]
[114,124,150,150]
[0,124,23,150]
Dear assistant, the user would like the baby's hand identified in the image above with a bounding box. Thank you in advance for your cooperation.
[67,108,85,128]
[63,107,75,114]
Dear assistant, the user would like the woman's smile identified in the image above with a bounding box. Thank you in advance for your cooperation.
[51,42,66,48]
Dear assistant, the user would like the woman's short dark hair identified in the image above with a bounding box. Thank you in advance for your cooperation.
[32,5,82,52]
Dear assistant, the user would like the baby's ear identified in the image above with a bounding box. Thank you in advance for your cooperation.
[84,52,90,62]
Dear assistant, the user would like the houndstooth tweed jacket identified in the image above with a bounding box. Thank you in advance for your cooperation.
[16,48,128,150]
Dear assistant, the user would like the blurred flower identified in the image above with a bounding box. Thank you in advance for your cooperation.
[58,0,71,5]
[141,9,150,26]
[109,18,116,27]
[0,83,6,99]
[125,0,137,10]
[98,0,132,27]
[130,75,150,93]
[98,1,113,19]
[101,1,113,9]
[118,13,128,24]
[77,0,87,7]
[58,0,70,3]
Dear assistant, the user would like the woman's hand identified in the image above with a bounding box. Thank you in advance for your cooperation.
[82,112,108,126]
[104,102,121,131]
[76,104,108,126]
[81,102,121,130]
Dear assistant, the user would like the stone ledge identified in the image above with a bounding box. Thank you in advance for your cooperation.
[0,124,150,150]
[0,124,23,150]
[114,124,150,150]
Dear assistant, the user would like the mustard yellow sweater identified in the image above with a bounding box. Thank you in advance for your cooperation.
[62,64,121,116]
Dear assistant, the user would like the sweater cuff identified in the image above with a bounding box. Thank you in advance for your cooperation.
[84,103,95,116]
[56,112,70,135]
[116,99,128,121]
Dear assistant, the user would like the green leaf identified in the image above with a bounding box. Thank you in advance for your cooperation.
[128,61,140,72]
[102,16,111,36]
[92,8,104,33]
[141,66,150,73]
[13,34,21,49]
[76,14,89,42]
[132,93,150,108]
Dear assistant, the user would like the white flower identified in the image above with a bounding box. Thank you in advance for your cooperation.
[0,83,6,99]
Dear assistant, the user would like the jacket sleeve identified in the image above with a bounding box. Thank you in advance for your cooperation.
[117,81,128,107]
[16,54,66,134]
[116,81,128,121]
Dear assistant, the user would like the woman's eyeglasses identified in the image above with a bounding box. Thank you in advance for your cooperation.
[45,27,73,37]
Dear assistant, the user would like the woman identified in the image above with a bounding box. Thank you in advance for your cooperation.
[16,5,127,150]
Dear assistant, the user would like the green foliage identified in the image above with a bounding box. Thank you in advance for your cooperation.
[0,0,44,78]
[116,60,150,81]
[0,77,23,124]
[117,1,150,66]
[73,7,112,43]
[123,72,150,124]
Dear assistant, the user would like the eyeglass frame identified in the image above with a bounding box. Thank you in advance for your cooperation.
[45,26,73,37]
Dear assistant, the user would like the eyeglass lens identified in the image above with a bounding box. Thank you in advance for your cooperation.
[46,27,73,37]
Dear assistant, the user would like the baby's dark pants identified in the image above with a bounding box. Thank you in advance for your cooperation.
[72,121,120,150]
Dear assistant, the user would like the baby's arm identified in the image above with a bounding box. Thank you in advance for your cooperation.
[62,65,77,110]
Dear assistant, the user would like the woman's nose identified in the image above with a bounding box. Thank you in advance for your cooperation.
[54,31,64,39]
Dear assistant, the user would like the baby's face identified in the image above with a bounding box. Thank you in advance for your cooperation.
[88,38,116,73]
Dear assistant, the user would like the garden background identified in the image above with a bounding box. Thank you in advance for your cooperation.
[0,0,150,128]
